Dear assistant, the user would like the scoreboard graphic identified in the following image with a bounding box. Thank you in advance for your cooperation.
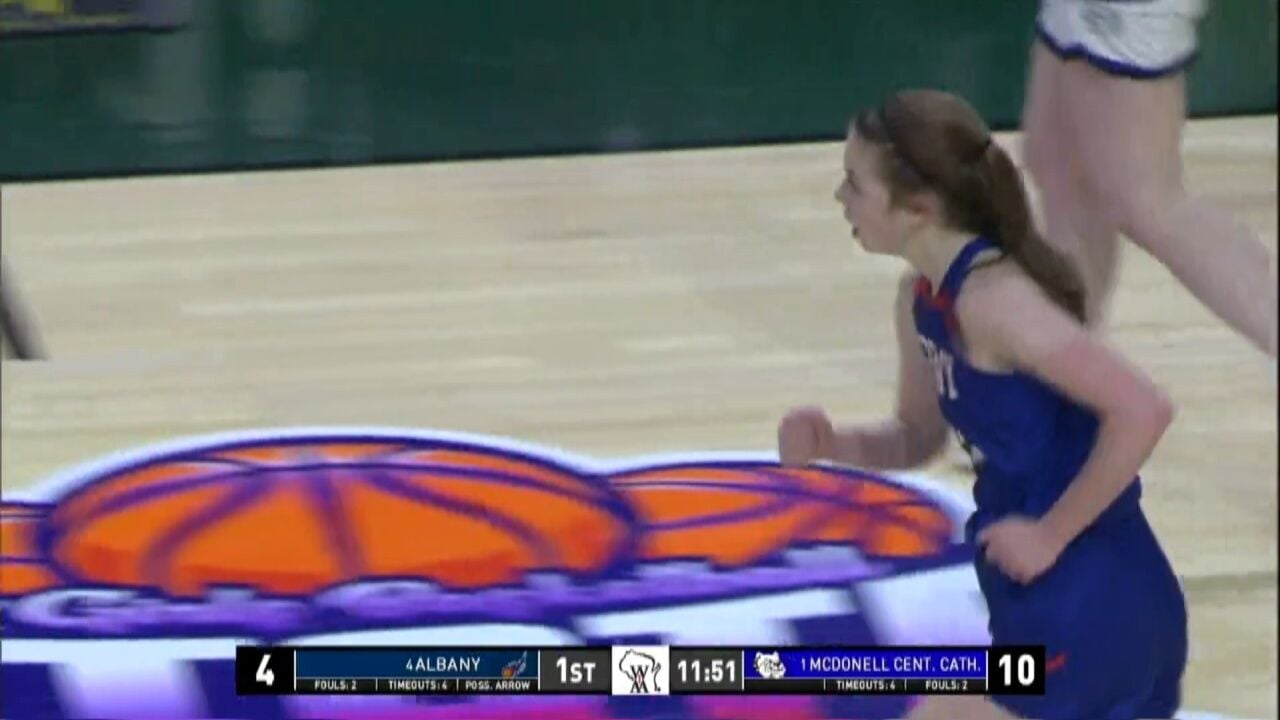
[236,645,1046,698]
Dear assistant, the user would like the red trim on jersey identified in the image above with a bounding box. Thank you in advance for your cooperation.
[913,275,932,299]
[914,275,959,332]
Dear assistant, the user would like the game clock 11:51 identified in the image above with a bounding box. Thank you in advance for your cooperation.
[671,650,742,692]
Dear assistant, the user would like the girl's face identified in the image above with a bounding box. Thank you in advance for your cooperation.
[834,131,927,256]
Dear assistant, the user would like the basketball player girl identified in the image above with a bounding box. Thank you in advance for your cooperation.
[1022,0,1276,356]
[778,90,1187,719]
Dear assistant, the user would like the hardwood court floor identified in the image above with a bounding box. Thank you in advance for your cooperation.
[2,116,1275,718]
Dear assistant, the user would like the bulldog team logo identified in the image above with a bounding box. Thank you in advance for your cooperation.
[754,651,787,680]
[0,426,994,719]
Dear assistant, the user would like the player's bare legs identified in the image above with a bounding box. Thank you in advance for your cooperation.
[1021,41,1123,326]
[906,696,1021,720]
[1065,177,1125,326]
[1064,58,1278,356]
[1021,43,1089,309]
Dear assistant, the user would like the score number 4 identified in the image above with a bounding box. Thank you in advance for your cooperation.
[256,653,275,686]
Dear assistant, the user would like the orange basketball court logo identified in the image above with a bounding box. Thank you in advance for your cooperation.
[1,427,984,720]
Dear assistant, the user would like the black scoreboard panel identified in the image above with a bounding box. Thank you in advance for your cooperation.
[235,645,1045,697]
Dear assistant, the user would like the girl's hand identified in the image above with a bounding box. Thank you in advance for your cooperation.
[778,406,835,467]
[978,516,1067,584]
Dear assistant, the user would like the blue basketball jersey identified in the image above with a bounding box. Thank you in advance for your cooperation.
[910,236,1143,543]
[911,236,1186,719]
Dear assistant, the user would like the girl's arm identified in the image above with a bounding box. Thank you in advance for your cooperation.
[819,273,951,469]
[958,267,1175,547]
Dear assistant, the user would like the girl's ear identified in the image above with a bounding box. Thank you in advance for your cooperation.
[895,189,945,227]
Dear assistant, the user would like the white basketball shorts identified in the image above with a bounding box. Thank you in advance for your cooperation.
[1036,0,1209,78]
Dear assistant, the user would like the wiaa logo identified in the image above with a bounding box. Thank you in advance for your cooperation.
[613,646,669,696]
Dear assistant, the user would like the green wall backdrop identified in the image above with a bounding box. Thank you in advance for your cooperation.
[1,0,1275,181]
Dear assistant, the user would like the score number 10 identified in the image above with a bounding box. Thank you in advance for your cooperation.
[997,652,1037,686]
[989,647,1046,694]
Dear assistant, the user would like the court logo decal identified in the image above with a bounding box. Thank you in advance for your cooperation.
[0,427,1234,720]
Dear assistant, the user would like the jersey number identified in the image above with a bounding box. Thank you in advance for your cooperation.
[918,336,958,401]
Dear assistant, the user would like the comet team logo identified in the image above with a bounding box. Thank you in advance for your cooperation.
[501,652,529,679]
